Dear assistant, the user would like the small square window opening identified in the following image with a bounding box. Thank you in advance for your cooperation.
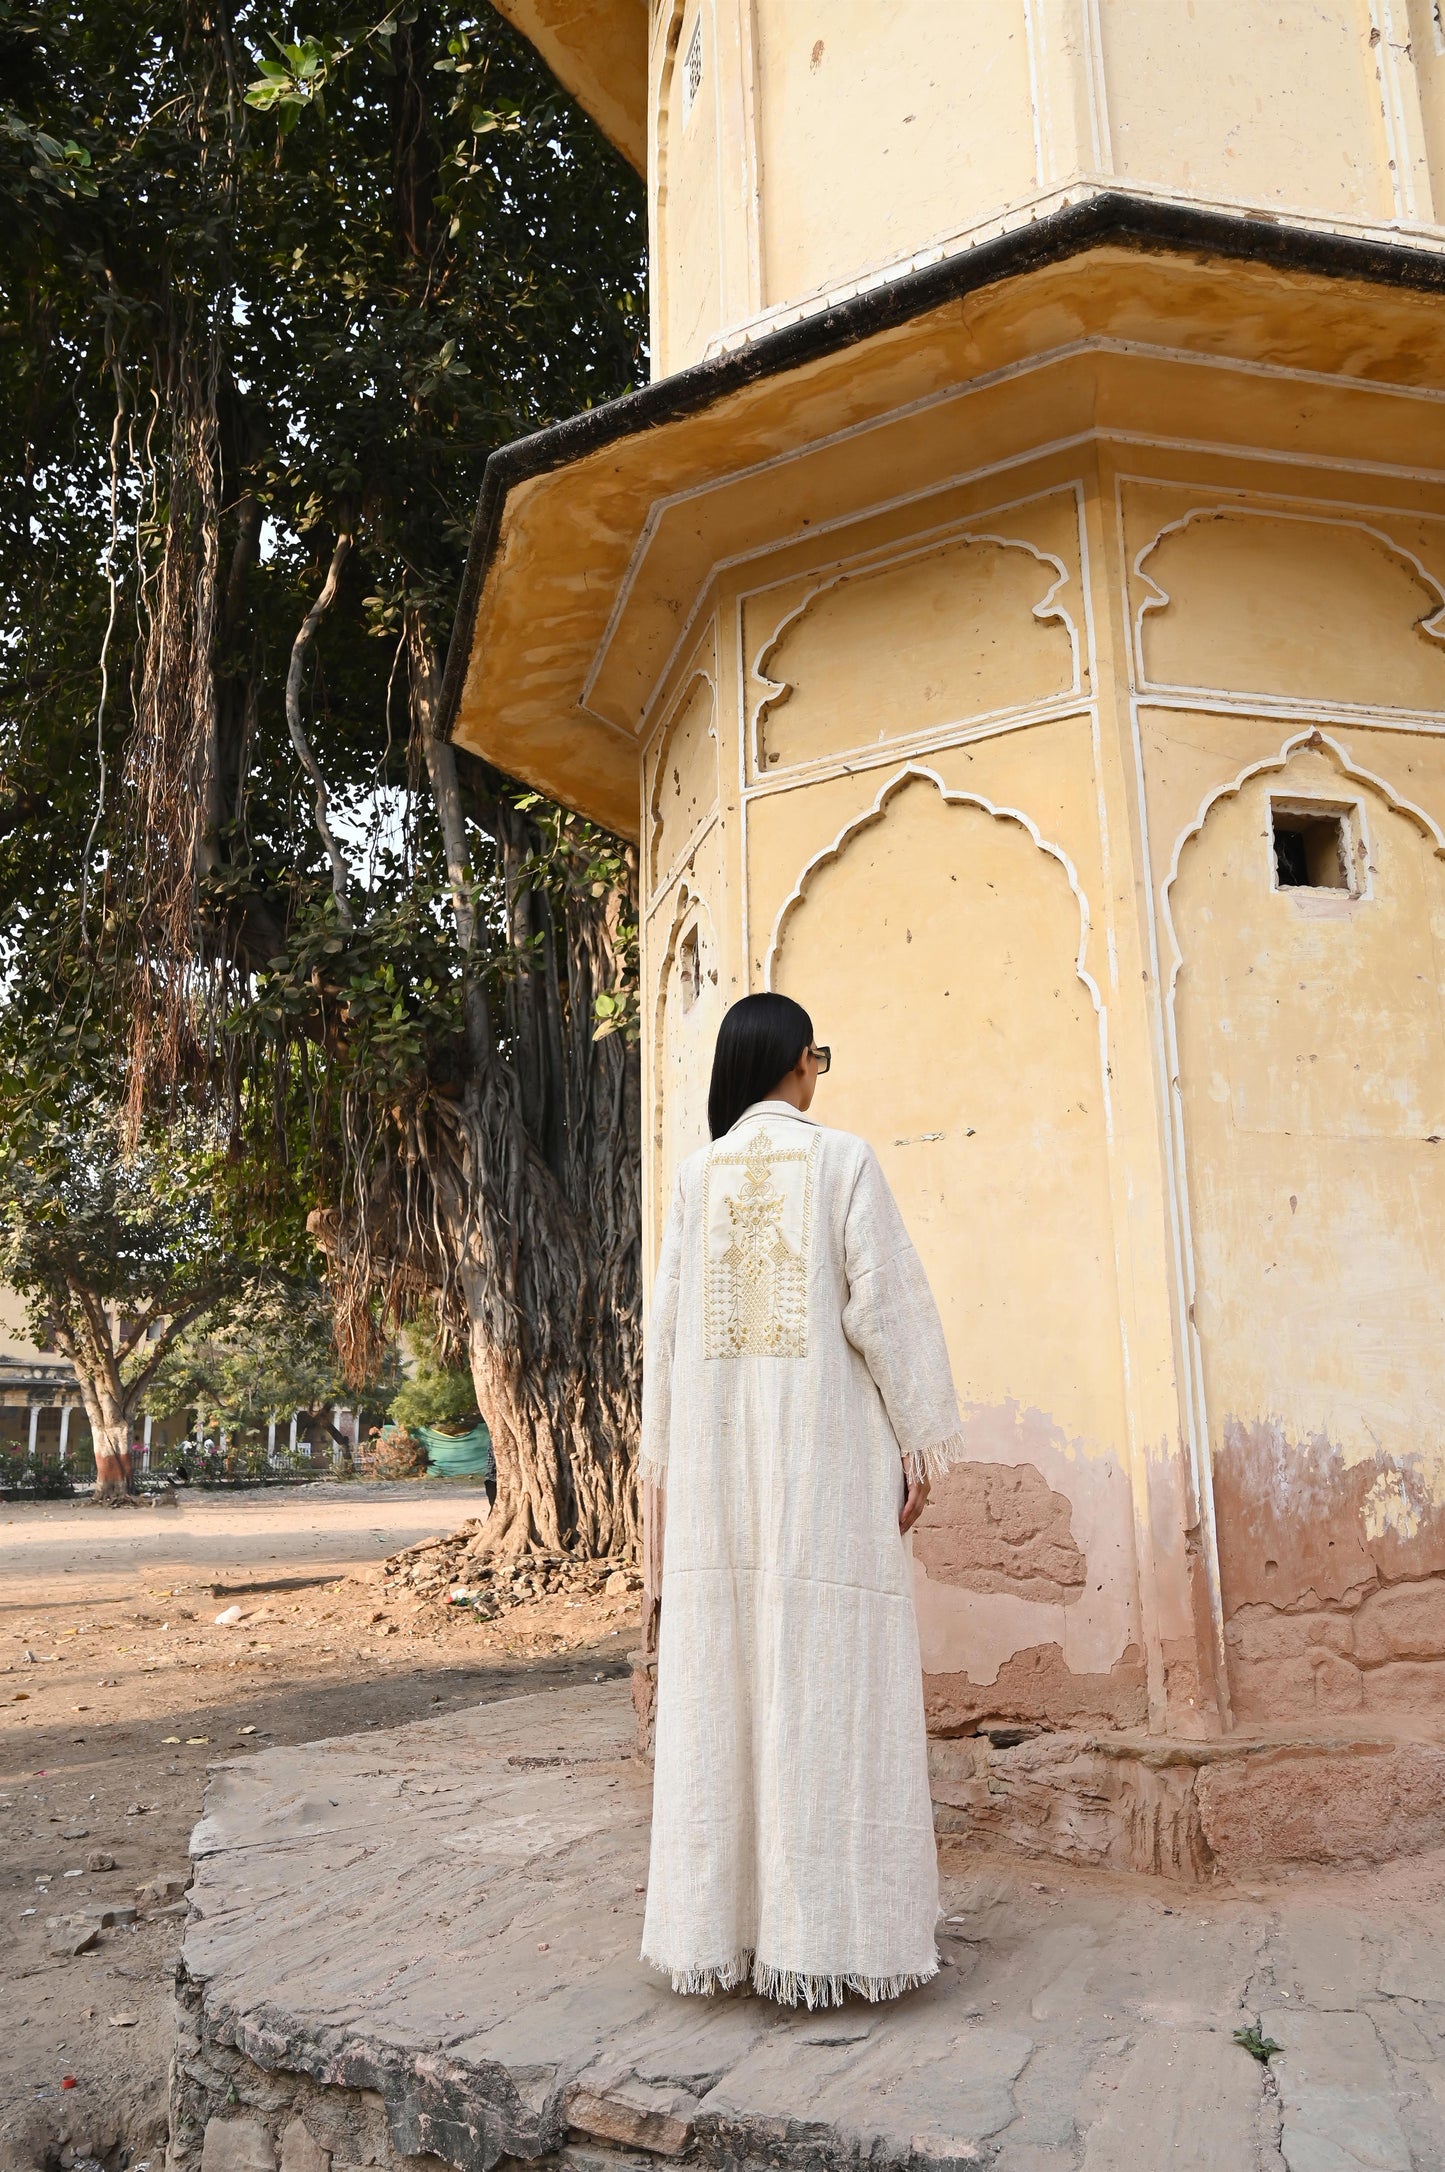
[1270,801,1356,894]
[682,20,703,122]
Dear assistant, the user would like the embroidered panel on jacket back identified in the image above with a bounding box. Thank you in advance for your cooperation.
[703,1127,819,1359]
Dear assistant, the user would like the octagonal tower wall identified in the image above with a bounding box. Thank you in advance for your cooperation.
[650,0,1445,374]
[638,382,1445,1741]
[460,5,1445,1755]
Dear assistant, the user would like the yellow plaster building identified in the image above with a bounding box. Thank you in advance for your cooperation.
[446,2,1445,1848]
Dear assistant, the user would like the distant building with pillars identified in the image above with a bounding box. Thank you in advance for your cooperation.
[2,1291,176,1472]
[443,3,1445,1866]
[0,1285,86,1462]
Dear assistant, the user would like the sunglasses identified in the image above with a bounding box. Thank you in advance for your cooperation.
[809,1045,832,1073]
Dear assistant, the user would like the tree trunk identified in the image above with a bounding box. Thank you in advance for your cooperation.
[45,1287,155,1505]
[408,618,642,1561]
[72,1367,133,1504]
[437,1073,636,1562]
[382,28,641,1560]
[286,530,355,929]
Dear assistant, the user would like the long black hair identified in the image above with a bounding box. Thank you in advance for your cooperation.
[707,993,814,1140]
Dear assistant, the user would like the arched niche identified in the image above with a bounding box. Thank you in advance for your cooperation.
[750,531,1076,776]
[652,884,724,1250]
[768,769,1124,1459]
[648,670,718,891]
[1136,508,1445,710]
[1168,736,1445,1719]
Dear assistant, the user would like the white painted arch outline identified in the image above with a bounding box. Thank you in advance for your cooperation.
[652,876,721,1054]
[761,766,1112,1155]
[748,527,1080,781]
[594,344,1445,750]
[648,663,719,895]
[1131,503,1445,698]
[649,877,721,1228]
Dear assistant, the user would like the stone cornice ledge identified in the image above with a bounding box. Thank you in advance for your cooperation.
[436,188,1445,756]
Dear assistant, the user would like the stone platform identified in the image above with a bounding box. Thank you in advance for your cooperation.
[173,1683,1445,2172]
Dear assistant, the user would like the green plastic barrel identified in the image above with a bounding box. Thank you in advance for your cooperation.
[417,1422,494,1478]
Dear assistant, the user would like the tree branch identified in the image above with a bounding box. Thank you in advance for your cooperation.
[124,1299,213,1403]
[67,1281,124,1408]
[221,490,262,646]
[286,531,355,930]
[406,602,493,1070]
[406,604,474,949]
[116,1296,167,1366]
[72,1282,112,1361]
[39,1302,79,1365]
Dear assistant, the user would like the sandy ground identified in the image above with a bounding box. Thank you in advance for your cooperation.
[0,1483,641,2172]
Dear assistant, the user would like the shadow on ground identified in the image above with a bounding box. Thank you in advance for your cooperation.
[5,1644,634,1779]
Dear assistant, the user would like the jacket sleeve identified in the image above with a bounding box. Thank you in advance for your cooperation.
[840,1143,965,1481]
[638,1170,685,1488]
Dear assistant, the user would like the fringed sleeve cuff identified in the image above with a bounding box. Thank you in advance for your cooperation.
[637,1443,668,1490]
[903,1429,967,1484]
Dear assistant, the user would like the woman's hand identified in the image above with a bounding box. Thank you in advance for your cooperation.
[899,1467,931,1535]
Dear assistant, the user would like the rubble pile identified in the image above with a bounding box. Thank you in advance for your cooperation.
[354,1427,427,1480]
[381,1522,642,1618]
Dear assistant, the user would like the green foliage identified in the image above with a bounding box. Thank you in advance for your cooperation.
[0,1091,260,1367]
[514,796,640,1046]
[0,107,94,203]
[0,0,645,1538]
[0,0,645,1156]
[389,1297,479,1432]
[145,1279,382,1438]
[247,37,357,127]
[0,4,95,211]
[0,1447,75,1499]
[238,877,471,1101]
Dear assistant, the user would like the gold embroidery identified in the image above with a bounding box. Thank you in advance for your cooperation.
[703,1126,817,1358]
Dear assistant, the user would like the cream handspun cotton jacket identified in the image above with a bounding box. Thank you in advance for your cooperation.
[639,1099,965,2008]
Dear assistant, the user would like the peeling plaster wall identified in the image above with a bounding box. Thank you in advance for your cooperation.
[652,0,724,376]
[1171,747,1445,1722]
[1128,479,1445,1729]
[648,670,718,888]
[751,0,1036,319]
[1408,0,1445,207]
[1099,0,1396,224]
[760,748,1142,1721]
[651,875,724,1255]
[910,1405,1144,1733]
